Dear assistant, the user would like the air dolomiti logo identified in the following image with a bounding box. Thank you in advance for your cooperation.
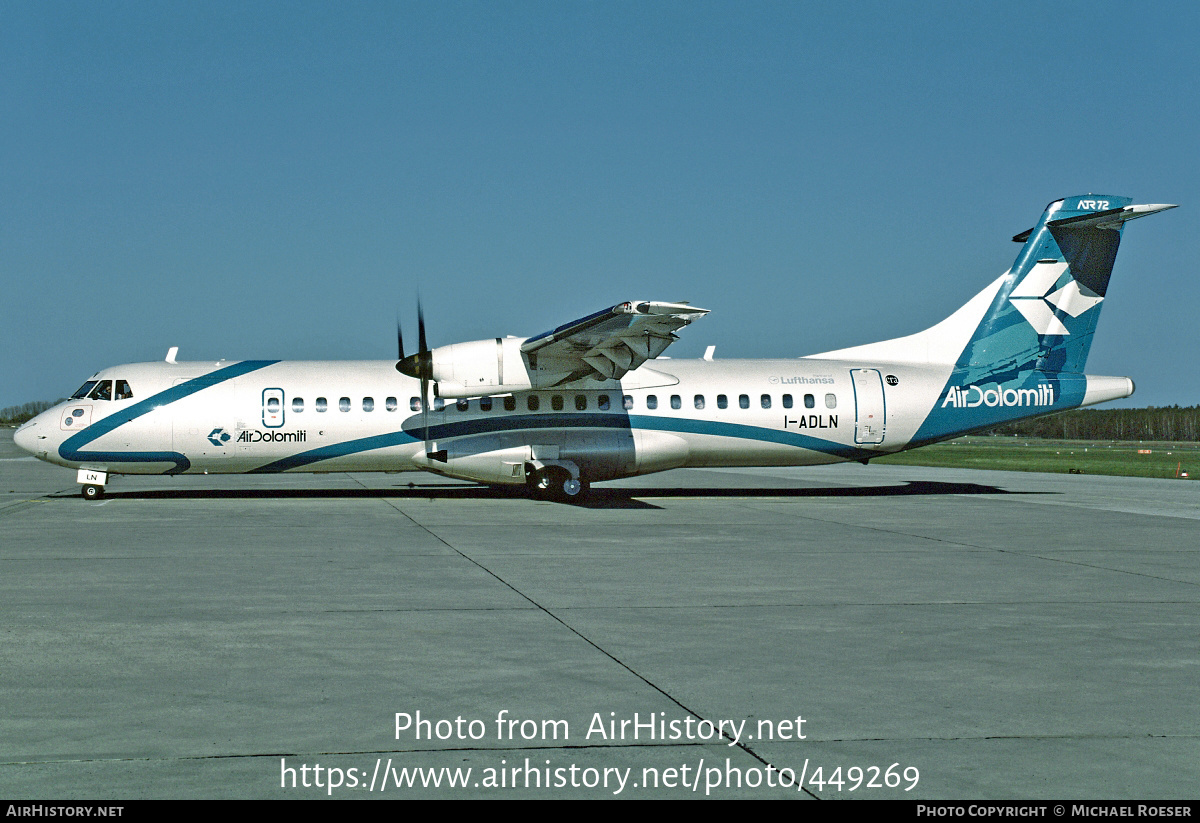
[941,384,1055,409]
[207,427,307,445]
[237,430,307,443]
[1008,260,1104,337]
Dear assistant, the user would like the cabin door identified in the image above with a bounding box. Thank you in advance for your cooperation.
[851,368,886,445]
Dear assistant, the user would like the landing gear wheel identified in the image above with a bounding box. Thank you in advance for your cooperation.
[530,467,567,499]
[529,467,588,503]
[82,484,104,501]
[561,478,590,501]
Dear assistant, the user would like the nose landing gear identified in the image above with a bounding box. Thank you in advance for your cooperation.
[77,469,108,501]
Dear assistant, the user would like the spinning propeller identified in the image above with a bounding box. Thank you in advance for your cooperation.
[395,300,446,462]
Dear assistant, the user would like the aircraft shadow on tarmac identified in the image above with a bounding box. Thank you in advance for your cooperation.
[52,480,1049,510]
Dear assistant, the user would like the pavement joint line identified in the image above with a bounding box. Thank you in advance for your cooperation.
[541,599,1200,610]
[0,488,76,516]
[311,606,540,613]
[0,741,716,767]
[976,494,1200,521]
[345,473,821,799]
[733,502,1200,589]
[4,731,1194,768]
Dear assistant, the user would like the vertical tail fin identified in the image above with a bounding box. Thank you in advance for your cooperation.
[961,195,1172,380]
[906,195,1174,442]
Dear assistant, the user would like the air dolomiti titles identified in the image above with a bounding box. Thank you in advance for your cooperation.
[941,384,1055,409]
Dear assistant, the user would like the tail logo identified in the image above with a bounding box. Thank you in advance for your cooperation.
[1008,261,1103,337]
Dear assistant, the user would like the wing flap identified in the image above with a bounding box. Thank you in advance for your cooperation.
[523,301,708,381]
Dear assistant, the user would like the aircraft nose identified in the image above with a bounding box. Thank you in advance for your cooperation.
[13,417,46,456]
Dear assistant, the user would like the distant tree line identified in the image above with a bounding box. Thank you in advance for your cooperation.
[0,400,64,426]
[989,406,1200,442]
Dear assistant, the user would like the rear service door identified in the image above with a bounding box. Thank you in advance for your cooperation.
[851,368,886,445]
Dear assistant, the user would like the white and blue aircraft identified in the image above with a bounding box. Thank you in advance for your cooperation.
[14,195,1174,501]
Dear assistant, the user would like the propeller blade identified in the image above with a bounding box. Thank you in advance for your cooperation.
[408,298,446,462]
[417,298,427,362]
[395,316,411,375]
[397,298,434,380]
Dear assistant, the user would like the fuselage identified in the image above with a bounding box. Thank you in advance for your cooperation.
[15,356,967,484]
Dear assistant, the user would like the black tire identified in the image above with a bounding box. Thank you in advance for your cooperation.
[530,467,566,498]
[529,468,589,503]
[82,484,104,501]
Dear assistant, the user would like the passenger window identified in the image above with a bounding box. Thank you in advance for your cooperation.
[670,395,681,410]
[339,397,351,412]
[575,395,587,411]
[761,394,772,409]
[694,395,705,410]
[646,395,658,410]
[504,397,516,411]
[480,397,493,411]
[267,397,281,412]
[782,394,793,409]
[623,395,634,410]
[292,397,304,413]
[114,380,134,400]
[410,397,421,412]
[739,394,749,409]
[598,395,610,411]
[363,397,374,412]
[386,396,398,412]
[804,394,816,409]
[316,397,328,412]
[551,395,564,411]
[527,395,540,411]
[717,394,728,409]
[456,399,469,411]
[87,381,113,401]
[433,397,446,411]
[826,393,837,409]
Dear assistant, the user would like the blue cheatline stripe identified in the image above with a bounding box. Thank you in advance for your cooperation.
[248,412,874,473]
[59,360,280,475]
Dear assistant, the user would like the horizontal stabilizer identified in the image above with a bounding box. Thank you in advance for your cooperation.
[1049,203,1176,230]
[1014,203,1175,242]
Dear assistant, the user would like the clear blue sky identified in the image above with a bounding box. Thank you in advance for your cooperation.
[3,1,1196,410]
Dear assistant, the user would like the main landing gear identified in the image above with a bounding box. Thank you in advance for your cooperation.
[82,483,105,501]
[527,465,590,503]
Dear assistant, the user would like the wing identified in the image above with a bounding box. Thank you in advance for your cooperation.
[521,301,709,382]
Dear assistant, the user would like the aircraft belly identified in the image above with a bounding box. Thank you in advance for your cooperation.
[680,432,844,468]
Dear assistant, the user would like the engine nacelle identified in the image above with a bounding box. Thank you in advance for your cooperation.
[429,337,535,399]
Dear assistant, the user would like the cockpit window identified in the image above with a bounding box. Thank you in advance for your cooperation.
[87,381,113,401]
[71,381,99,399]
[115,380,133,400]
